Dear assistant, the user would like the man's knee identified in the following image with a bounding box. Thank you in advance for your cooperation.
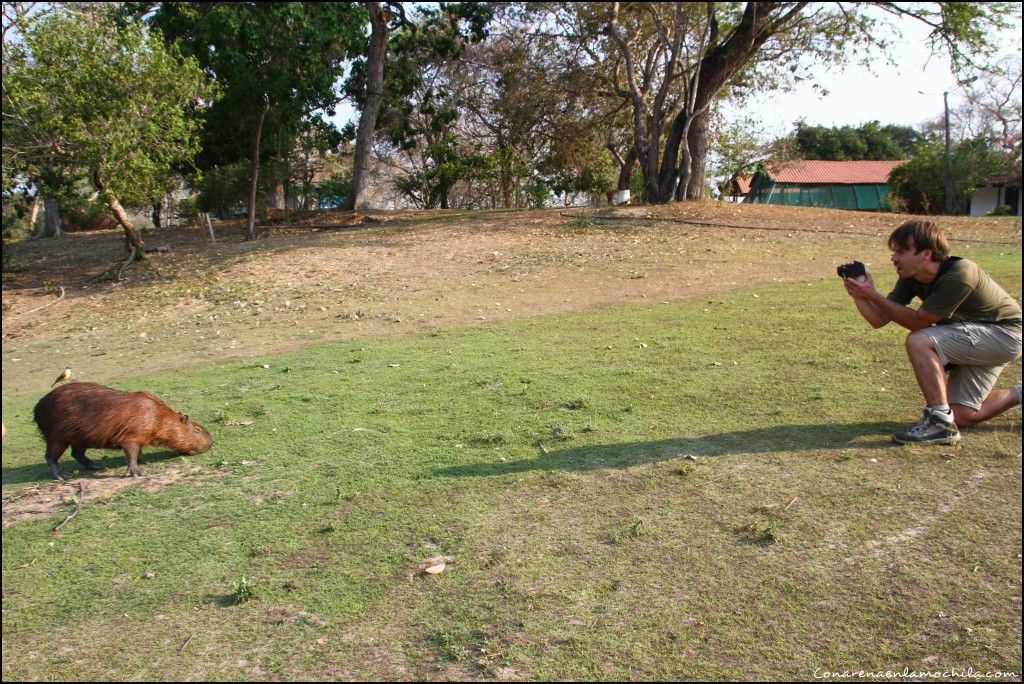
[905,329,935,354]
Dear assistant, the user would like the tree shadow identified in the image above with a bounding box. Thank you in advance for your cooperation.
[1,448,183,485]
[433,421,904,478]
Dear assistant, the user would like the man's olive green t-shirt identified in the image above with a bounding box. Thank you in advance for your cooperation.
[887,257,1022,326]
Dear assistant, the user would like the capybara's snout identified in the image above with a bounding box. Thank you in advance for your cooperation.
[177,415,213,455]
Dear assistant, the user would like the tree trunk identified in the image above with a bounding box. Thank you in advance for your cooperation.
[93,169,145,259]
[246,101,269,240]
[617,148,637,191]
[151,201,162,229]
[345,1,387,211]
[683,110,711,199]
[652,3,784,203]
[27,193,42,234]
[37,197,62,239]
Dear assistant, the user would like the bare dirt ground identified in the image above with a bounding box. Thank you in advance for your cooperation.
[1,465,206,526]
[3,201,1020,400]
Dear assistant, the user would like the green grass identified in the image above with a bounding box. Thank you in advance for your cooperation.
[2,249,1021,680]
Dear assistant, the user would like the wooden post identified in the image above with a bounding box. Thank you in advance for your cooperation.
[204,212,216,245]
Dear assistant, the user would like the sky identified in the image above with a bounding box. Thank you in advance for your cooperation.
[720,10,1023,138]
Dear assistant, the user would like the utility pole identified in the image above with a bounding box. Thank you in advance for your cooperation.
[943,91,954,215]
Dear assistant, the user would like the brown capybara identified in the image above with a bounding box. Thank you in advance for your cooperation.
[34,382,213,481]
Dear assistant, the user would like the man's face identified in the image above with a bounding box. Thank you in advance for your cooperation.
[890,241,932,279]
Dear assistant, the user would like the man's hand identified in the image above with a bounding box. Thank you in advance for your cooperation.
[840,267,891,328]
[842,271,876,300]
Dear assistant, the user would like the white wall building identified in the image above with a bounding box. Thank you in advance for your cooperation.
[969,183,1022,217]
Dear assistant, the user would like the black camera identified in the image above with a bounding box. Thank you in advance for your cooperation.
[837,260,866,279]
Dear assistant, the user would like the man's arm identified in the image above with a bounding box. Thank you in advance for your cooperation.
[843,273,891,328]
[844,277,942,331]
[851,295,892,328]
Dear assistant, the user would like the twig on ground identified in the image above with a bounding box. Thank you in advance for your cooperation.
[6,286,65,321]
[52,482,85,533]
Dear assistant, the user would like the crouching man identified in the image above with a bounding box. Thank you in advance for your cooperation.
[842,219,1022,445]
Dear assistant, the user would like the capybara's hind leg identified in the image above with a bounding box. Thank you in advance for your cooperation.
[123,444,142,477]
[45,442,70,481]
[71,445,103,472]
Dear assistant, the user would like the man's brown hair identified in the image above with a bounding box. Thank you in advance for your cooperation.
[888,219,950,262]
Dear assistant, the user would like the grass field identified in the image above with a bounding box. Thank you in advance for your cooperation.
[2,206,1021,680]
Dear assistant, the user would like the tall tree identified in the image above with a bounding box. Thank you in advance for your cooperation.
[537,2,1014,203]
[943,57,1022,162]
[152,2,364,238]
[2,4,214,257]
[678,2,1016,200]
[345,1,388,211]
[343,2,492,210]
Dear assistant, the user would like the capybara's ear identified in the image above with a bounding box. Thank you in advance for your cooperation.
[181,414,189,423]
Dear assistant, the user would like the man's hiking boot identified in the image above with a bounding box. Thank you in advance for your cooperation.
[893,409,961,445]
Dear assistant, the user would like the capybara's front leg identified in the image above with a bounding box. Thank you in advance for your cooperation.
[71,445,103,472]
[46,442,70,481]
[123,444,143,477]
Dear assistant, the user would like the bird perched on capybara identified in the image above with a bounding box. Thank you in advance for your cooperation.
[34,382,213,481]
[51,366,71,386]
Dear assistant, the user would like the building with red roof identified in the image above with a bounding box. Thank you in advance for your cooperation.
[736,159,905,211]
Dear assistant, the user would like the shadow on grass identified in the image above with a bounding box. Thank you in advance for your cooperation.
[204,593,245,608]
[1,448,182,485]
[434,421,904,478]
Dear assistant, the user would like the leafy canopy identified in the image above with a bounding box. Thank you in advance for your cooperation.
[2,5,215,204]
[151,2,366,168]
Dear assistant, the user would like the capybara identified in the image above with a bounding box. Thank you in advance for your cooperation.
[34,382,213,480]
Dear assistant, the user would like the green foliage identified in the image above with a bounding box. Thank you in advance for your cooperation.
[2,6,215,206]
[232,576,256,604]
[394,135,494,209]
[196,163,251,218]
[60,193,116,231]
[1,192,35,239]
[888,136,1012,214]
[541,139,616,202]
[151,3,365,170]
[315,171,353,210]
[790,121,923,161]
[348,3,495,209]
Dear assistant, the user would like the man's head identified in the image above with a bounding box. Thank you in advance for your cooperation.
[888,220,950,261]
[888,220,949,280]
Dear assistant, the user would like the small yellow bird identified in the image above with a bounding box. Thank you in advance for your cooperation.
[51,367,71,387]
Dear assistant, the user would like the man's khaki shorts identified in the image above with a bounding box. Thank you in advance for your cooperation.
[922,321,1023,410]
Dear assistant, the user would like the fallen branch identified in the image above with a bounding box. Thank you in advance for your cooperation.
[52,482,85,533]
[6,286,65,321]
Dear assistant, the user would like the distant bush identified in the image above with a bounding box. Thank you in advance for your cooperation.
[315,172,352,209]
[2,193,34,239]
[62,193,116,231]
[197,163,250,218]
[176,196,201,224]
[987,204,1013,216]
